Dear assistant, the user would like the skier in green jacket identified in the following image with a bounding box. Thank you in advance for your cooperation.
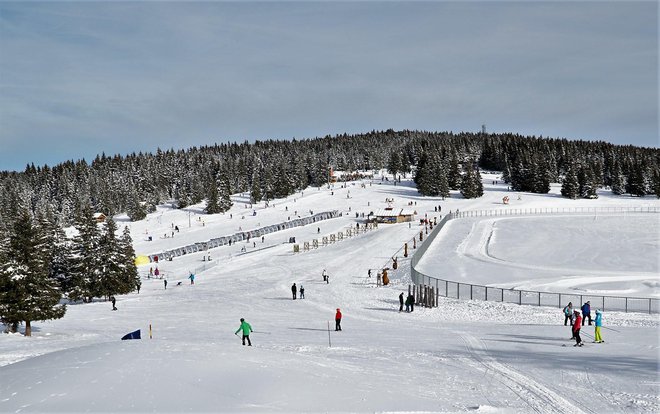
[235,318,253,346]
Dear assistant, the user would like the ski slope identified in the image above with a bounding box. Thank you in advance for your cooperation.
[1,172,659,413]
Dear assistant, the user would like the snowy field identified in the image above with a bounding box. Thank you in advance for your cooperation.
[1,172,659,413]
[417,214,660,298]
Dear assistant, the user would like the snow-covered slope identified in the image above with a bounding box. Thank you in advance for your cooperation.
[1,172,659,413]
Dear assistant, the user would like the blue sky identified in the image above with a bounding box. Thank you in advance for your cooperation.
[0,1,657,172]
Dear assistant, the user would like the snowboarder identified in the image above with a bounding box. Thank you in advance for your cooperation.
[563,302,573,326]
[594,309,604,343]
[235,318,253,346]
[399,292,404,312]
[110,296,117,311]
[573,310,583,346]
[163,279,167,290]
[291,283,297,300]
[335,308,342,331]
[581,301,592,326]
[299,285,305,299]
[189,273,195,285]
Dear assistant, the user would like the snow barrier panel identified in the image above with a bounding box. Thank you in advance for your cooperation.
[146,210,340,265]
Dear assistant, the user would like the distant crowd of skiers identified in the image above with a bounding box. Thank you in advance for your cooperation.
[563,301,604,347]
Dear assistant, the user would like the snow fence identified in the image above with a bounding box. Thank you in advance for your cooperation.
[411,206,660,314]
[145,210,340,263]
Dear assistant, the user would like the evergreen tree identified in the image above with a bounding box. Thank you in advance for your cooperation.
[97,218,127,298]
[126,188,147,221]
[119,226,140,293]
[217,172,233,213]
[610,161,626,195]
[0,209,65,336]
[561,165,580,199]
[249,169,262,204]
[578,166,598,199]
[69,206,102,302]
[626,164,647,196]
[272,161,292,198]
[387,150,401,176]
[651,168,660,198]
[460,162,484,199]
[447,155,461,190]
[205,181,220,214]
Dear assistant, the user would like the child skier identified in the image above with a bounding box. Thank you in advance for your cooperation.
[594,310,604,343]
[572,310,583,347]
[563,302,573,326]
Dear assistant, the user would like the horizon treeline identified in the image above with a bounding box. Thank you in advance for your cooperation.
[1,130,659,229]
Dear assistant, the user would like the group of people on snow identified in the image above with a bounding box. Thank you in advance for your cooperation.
[563,301,604,346]
[291,283,305,299]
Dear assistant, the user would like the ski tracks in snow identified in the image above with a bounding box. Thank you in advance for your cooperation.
[459,333,590,414]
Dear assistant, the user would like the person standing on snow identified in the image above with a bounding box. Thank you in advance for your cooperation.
[573,310,583,346]
[291,283,297,300]
[581,301,592,325]
[163,279,167,290]
[235,318,253,346]
[563,302,573,326]
[594,310,604,343]
[189,273,195,285]
[335,308,342,331]
[322,269,327,282]
[399,292,404,312]
[299,284,305,299]
[110,296,117,311]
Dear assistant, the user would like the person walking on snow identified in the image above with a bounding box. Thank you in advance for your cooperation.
[163,279,167,290]
[235,318,253,346]
[299,284,305,299]
[291,283,297,300]
[581,301,592,325]
[594,310,604,343]
[399,292,404,312]
[573,310,583,346]
[189,273,195,285]
[335,308,342,331]
[563,302,573,326]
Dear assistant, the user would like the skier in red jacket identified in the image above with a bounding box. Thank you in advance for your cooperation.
[572,310,583,347]
[335,308,342,331]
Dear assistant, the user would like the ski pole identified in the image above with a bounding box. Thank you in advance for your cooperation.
[251,331,271,335]
[602,326,620,333]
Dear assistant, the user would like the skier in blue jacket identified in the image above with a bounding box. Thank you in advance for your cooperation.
[594,310,604,343]
[581,301,592,326]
